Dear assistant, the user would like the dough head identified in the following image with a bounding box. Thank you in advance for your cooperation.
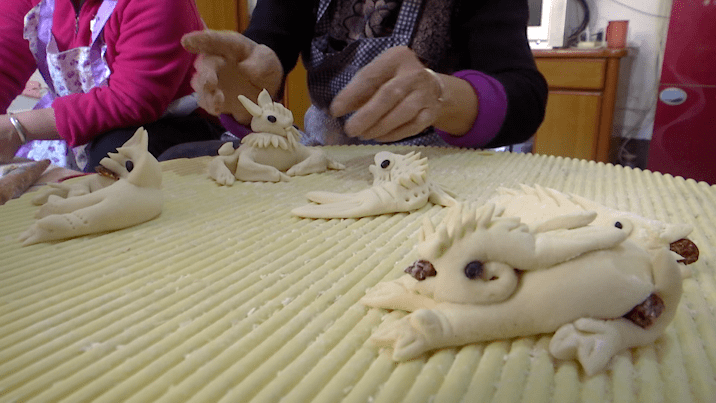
[99,127,162,189]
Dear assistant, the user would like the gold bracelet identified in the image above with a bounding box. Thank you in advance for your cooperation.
[8,113,28,144]
[424,68,445,103]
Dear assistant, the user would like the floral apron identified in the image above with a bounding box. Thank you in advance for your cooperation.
[302,0,447,147]
[16,0,117,169]
[18,0,197,170]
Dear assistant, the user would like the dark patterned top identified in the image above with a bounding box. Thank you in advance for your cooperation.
[244,0,548,149]
[330,0,402,40]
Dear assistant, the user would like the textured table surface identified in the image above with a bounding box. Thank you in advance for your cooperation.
[1,146,715,403]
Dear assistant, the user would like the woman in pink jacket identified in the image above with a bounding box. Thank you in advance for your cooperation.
[0,0,222,171]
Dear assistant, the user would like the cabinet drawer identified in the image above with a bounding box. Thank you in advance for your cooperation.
[535,58,606,90]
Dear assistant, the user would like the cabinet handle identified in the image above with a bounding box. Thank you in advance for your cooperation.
[659,87,687,106]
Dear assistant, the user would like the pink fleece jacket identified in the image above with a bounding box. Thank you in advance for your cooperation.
[0,0,204,147]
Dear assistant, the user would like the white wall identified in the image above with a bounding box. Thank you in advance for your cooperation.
[568,0,674,141]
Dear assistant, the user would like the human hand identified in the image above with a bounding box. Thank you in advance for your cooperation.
[330,46,444,142]
[1,116,24,162]
[181,30,284,125]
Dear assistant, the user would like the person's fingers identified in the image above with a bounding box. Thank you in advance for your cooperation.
[372,108,436,143]
[342,77,408,137]
[238,45,284,94]
[181,30,255,62]
[192,55,224,91]
[342,62,441,141]
[330,48,405,117]
[194,85,224,115]
[347,90,437,142]
[190,55,227,115]
[182,31,282,122]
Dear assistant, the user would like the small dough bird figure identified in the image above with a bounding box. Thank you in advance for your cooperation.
[292,151,456,218]
[19,127,163,245]
[208,89,344,184]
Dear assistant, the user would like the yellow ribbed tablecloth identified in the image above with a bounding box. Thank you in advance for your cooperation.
[1,146,715,403]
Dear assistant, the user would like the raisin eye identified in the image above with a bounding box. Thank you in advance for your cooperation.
[404,260,436,281]
[615,221,623,229]
[464,261,484,280]
[125,160,134,172]
[267,115,277,123]
[380,159,391,169]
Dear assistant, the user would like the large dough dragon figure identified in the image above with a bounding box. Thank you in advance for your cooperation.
[292,151,456,218]
[19,128,163,245]
[361,185,698,376]
[208,89,344,184]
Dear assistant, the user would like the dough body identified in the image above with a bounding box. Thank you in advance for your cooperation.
[361,188,687,375]
[292,151,455,218]
[208,89,344,184]
[19,128,163,245]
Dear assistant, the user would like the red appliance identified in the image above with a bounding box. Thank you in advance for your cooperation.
[647,0,716,185]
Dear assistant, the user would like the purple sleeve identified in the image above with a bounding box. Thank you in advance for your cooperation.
[219,114,252,139]
[435,70,508,148]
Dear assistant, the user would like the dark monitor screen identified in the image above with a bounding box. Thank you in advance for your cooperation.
[528,0,543,27]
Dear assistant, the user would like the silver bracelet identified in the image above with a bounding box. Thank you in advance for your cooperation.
[8,113,29,144]
[424,68,446,103]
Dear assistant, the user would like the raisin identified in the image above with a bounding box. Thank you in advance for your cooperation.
[623,293,665,329]
[670,238,699,265]
[405,260,436,281]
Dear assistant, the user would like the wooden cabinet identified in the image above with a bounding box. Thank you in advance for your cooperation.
[284,61,310,130]
[194,0,250,31]
[532,49,627,163]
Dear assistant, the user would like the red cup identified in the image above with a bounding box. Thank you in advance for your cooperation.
[606,20,629,49]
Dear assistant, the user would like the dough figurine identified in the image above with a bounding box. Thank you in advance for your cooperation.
[489,185,699,265]
[19,128,163,246]
[292,151,456,218]
[361,188,697,376]
[208,89,344,184]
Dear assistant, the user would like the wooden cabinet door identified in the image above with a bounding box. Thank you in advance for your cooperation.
[533,91,602,161]
[194,0,249,31]
[284,60,310,130]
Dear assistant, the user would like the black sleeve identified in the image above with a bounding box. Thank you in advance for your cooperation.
[242,0,317,77]
[453,0,549,148]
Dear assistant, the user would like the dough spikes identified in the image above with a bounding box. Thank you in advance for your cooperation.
[361,186,695,376]
[292,151,456,218]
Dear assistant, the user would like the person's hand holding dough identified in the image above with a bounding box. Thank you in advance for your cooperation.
[182,30,284,125]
